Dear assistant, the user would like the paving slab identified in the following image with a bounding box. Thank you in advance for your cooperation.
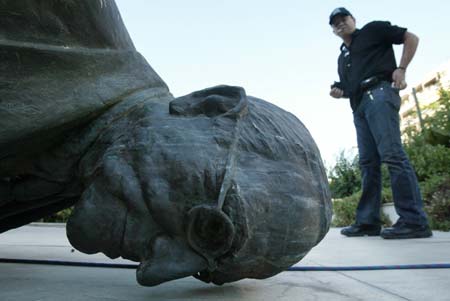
[0,224,449,301]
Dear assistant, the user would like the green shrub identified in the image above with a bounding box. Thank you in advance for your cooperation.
[42,207,73,223]
[328,151,361,199]
[425,88,450,146]
[381,186,393,204]
[332,192,360,227]
[420,174,448,200]
[424,178,450,231]
[402,89,450,231]
[332,192,392,227]
[404,137,450,182]
[328,151,394,202]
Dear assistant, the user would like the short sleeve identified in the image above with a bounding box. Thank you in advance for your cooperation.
[367,21,407,45]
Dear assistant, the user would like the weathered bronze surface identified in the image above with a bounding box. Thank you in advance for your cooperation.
[0,0,331,286]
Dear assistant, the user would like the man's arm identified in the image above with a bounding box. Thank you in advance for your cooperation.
[330,56,350,99]
[392,31,419,89]
[329,82,349,98]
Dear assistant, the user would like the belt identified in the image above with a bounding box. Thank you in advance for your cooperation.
[360,76,391,92]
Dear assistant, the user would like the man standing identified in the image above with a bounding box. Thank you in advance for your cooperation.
[329,7,432,239]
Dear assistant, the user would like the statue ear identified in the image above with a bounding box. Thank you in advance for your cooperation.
[169,85,248,119]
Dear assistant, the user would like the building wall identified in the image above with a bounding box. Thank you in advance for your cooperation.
[400,60,450,134]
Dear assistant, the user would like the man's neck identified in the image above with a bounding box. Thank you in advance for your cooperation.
[342,28,357,47]
[342,36,352,47]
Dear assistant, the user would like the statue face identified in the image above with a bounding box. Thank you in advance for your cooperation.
[67,86,248,285]
[67,86,331,286]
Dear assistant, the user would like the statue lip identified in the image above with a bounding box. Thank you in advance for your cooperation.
[134,205,238,286]
[135,236,208,286]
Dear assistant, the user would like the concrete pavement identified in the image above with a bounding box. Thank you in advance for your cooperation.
[0,224,449,301]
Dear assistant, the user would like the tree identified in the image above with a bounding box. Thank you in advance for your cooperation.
[328,150,361,199]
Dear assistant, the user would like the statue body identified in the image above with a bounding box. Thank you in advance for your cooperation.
[0,0,332,286]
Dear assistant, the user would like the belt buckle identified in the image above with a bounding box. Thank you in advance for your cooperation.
[360,76,379,92]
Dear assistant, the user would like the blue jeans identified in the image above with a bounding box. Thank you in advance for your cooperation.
[353,81,428,226]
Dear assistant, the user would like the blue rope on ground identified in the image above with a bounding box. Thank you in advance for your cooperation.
[288,264,450,271]
[0,258,138,269]
[1,258,450,271]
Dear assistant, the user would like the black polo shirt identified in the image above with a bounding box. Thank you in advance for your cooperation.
[336,21,407,111]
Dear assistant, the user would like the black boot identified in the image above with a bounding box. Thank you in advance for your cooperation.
[381,222,432,239]
[341,223,381,237]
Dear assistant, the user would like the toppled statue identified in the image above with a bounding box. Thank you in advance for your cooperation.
[0,0,332,286]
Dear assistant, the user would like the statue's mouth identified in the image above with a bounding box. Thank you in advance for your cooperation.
[135,235,208,286]
[134,204,238,286]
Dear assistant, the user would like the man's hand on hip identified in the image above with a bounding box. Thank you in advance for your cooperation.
[392,68,408,90]
[330,87,344,98]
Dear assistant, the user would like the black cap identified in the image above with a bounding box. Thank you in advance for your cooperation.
[329,7,352,25]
